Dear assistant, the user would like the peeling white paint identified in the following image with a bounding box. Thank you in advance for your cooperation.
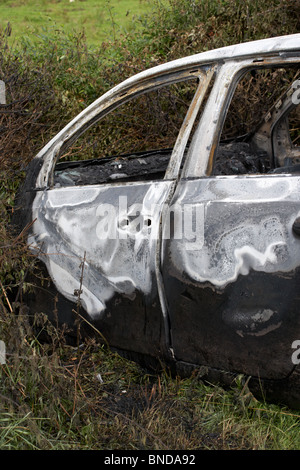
[233,242,283,277]
[30,181,172,318]
[236,309,282,337]
[48,259,105,316]
[165,175,300,289]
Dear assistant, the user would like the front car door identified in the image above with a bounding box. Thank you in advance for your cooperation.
[26,63,214,359]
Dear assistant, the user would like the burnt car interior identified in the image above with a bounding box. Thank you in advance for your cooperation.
[53,78,200,186]
[54,148,173,186]
[53,65,299,187]
[214,66,300,176]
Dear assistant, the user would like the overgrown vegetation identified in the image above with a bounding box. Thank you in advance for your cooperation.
[0,0,300,450]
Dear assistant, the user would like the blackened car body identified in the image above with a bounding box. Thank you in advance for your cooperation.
[15,34,300,407]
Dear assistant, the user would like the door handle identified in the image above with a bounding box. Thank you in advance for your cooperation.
[292,217,300,236]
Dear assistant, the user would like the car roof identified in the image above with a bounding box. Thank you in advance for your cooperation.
[126,33,300,80]
[91,34,300,103]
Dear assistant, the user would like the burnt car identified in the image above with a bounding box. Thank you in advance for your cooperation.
[14,34,300,407]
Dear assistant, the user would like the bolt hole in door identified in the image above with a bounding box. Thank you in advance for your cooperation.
[119,218,129,228]
[293,217,300,236]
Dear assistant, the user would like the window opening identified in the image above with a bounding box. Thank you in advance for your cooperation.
[213,66,299,176]
[53,78,199,187]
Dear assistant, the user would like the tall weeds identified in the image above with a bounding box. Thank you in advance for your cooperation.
[132,0,300,60]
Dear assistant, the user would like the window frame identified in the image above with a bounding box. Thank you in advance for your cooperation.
[182,55,300,179]
[42,67,214,189]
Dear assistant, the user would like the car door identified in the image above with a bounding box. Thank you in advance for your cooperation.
[162,59,300,380]
[28,67,214,358]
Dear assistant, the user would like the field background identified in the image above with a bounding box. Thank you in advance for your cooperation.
[0,0,155,45]
[0,0,300,451]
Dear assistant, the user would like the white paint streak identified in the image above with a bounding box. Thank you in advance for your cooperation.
[30,182,171,318]
[233,242,282,277]
[48,259,105,316]
[168,175,300,290]
[236,309,282,337]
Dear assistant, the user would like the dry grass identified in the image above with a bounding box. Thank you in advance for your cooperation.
[1,316,300,450]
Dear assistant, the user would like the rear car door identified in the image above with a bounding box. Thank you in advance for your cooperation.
[162,57,300,380]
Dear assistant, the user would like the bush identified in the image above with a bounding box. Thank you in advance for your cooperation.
[128,0,300,60]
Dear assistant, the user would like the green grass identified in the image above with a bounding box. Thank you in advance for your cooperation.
[0,0,158,46]
[0,329,300,450]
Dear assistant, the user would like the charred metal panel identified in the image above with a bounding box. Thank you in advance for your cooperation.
[24,259,169,358]
[54,150,172,187]
[29,180,173,321]
[162,174,300,378]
